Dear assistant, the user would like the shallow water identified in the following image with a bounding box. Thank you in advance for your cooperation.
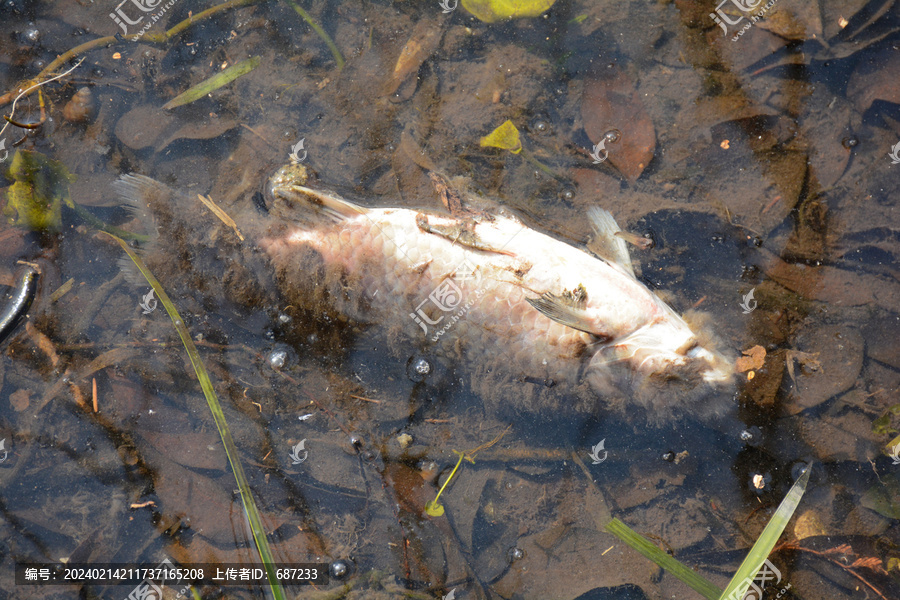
[1,1,899,599]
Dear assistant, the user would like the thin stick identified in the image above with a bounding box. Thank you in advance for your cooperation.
[0,58,84,139]
[92,377,98,413]
[0,0,259,108]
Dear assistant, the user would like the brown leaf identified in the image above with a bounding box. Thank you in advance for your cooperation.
[799,88,858,189]
[757,248,900,312]
[143,444,241,544]
[785,325,864,414]
[847,47,900,112]
[757,3,824,40]
[707,25,789,72]
[736,345,766,372]
[581,64,656,182]
[385,17,444,97]
[139,429,226,471]
[10,388,31,411]
[114,105,239,151]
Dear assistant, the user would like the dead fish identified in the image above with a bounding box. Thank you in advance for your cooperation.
[116,167,734,423]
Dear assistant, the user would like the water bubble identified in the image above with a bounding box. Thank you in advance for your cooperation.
[739,426,762,446]
[603,129,621,144]
[531,119,550,134]
[558,187,576,202]
[329,559,352,580]
[406,356,433,383]
[277,313,292,325]
[790,460,812,482]
[841,136,859,149]
[507,547,525,563]
[22,26,40,44]
[662,451,675,462]
[268,345,295,370]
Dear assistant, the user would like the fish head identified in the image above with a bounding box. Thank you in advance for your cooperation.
[586,314,735,421]
[265,163,312,218]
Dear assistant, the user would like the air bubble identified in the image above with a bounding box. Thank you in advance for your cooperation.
[406,356,433,382]
[603,129,621,144]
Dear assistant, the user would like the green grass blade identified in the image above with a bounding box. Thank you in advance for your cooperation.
[719,464,811,600]
[102,232,285,600]
[162,56,261,110]
[605,518,722,600]
[284,0,345,70]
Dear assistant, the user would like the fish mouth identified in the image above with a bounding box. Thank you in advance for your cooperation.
[588,319,734,396]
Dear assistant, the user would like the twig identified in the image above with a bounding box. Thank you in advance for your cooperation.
[0,58,84,139]
[0,0,259,108]
[774,542,890,600]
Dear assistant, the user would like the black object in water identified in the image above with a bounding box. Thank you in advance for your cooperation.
[0,263,39,344]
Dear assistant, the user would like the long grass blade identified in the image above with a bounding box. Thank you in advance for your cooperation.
[605,518,722,600]
[719,464,811,600]
[102,232,285,600]
[162,56,261,110]
[284,0,345,70]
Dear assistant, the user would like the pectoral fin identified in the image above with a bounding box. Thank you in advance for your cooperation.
[526,285,606,337]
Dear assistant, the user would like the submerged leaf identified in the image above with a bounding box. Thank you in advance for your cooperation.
[462,0,556,23]
[3,150,74,231]
[581,65,656,182]
[162,56,261,110]
[480,119,522,153]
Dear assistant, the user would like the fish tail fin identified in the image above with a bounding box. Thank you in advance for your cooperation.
[112,174,170,285]
[112,174,170,237]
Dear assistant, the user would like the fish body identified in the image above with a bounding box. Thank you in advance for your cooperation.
[259,166,734,422]
[115,167,734,422]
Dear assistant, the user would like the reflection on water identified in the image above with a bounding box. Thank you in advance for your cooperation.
[1,1,899,598]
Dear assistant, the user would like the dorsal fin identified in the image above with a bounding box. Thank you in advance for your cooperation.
[587,207,634,275]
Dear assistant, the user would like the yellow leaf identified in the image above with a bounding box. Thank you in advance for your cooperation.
[462,0,557,23]
[480,120,522,154]
[425,500,445,517]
